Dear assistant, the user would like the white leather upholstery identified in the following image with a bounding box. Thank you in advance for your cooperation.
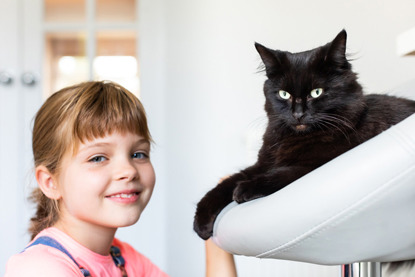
[212,114,415,265]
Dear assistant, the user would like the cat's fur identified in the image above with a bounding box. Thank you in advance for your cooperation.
[193,31,415,271]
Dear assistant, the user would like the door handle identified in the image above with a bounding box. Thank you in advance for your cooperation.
[0,71,13,85]
[21,72,37,86]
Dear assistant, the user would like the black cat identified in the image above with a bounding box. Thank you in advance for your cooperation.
[193,30,415,246]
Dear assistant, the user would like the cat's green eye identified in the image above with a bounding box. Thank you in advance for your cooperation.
[278,90,291,100]
[310,88,324,98]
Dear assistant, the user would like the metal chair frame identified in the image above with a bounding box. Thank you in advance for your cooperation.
[342,262,381,277]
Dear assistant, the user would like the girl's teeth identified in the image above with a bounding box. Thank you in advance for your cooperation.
[110,193,135,198]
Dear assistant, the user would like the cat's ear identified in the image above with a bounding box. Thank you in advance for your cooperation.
[255,42,285,77]
[325,29,350,69]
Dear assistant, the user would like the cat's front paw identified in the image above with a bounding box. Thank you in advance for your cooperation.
[233,180,266,203]
[193,199,219,240]
[194,174,244,239]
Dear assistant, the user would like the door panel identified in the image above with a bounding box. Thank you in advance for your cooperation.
[0,0,42,274]
[0,0,24,273]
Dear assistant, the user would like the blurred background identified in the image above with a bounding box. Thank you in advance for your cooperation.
[1,0,415,276]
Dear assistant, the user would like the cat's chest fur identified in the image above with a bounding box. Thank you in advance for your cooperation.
[263,129,358,168]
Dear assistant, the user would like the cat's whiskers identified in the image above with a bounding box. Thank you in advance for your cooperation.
[319,113,356,133]
[248,115,269,130]
[266,119,292,150]
[315,120,352,143]
[316,113,357,143]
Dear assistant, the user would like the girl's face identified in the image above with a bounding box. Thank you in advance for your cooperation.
[55,131,155,231]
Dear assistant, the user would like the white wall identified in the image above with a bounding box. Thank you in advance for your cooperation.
[137,0,415,276]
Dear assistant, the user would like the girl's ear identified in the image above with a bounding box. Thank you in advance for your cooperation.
[36,165,62,200]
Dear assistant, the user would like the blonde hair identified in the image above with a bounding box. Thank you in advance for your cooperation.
[29,81,151,239]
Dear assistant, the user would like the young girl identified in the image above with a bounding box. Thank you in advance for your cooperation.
[5,81,167,276]
[5,81,237,276]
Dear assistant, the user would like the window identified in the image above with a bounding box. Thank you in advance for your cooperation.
[43,0,139,96]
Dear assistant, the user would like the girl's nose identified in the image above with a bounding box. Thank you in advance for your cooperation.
[115,159,139,181]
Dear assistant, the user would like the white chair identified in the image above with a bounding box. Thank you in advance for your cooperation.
[212,114,415,277]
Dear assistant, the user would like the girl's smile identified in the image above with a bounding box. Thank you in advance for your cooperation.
[105,190,141,203]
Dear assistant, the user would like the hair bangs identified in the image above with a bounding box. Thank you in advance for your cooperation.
[69,82,152,152]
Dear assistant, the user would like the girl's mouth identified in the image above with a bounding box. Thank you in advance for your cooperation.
[107,192,138,198]
[105,191,140,203]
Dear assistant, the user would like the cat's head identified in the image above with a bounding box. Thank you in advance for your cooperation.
[256,30,364,135]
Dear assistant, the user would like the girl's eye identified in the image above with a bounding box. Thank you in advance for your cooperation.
[310,88,324,98]
[132,152,148,159]
[278,90,291,100]
[89,156,107,163]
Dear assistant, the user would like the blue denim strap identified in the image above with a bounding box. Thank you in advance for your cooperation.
[24,236,91,276]
[110,246,128,277]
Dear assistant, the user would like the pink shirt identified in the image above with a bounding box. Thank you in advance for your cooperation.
[5,227,169,277]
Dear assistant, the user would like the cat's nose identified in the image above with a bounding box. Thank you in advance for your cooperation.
[293,111,304,120]
[293,103,305,120]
